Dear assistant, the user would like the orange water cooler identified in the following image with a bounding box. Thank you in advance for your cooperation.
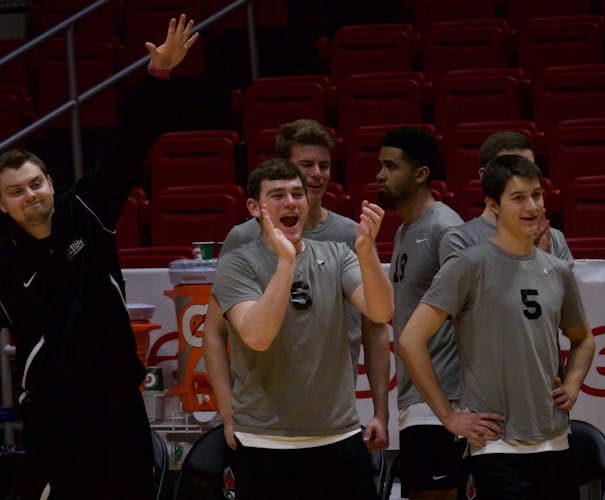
[164,259,218,412]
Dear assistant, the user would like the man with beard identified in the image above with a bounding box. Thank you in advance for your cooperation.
[0,15,198,499]
[376,127,465,500]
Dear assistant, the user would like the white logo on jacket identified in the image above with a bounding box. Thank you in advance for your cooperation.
[66,239,85,261]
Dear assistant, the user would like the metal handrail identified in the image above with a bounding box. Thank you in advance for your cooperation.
[0,0,259,181]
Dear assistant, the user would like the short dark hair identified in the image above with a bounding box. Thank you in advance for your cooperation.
[482,154,542,203]
[275,119,334,159]
[479,131,533,167]
[0,150,48,176]
[246,158,307,200]
[381,127,442,180]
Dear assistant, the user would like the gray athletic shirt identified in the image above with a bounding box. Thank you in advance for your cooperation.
[221,211,364,381]
[422,241,586,442]
[390,202,464,408]
[439,215,573,264]
[212,238,362,437]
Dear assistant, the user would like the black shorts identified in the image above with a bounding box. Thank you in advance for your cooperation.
[469,449,579,500]
[399,425,467,494]
[234,432,378,500]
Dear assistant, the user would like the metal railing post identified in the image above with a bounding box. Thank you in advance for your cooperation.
[246,0,260,81]
[65,26,84,180]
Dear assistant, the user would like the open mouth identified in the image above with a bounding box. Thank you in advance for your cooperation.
[280,215,299,227]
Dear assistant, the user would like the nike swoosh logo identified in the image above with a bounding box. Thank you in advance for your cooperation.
[432,474,448,481]
[23,272,37,288]
[317,259,326,265]
[416,238,428,244]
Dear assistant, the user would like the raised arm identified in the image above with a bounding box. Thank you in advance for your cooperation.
[349,201,394,323]
[398,302,505,446]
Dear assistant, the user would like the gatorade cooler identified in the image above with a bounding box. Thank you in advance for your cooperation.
[165,259,218,412]
[127,303,162,391]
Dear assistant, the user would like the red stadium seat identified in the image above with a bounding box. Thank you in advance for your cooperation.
[118,246,197,268]
[161,184,248,220]
[533,65,605,132]
[434,69,523,132]
[328,25,414,87]
[562,176,605,237]
[507,0,591,29]
[0,39,31,89]
[150,191,242,246]
[150,130,240,196]
[548,119,605,193]
[242,80,327,143]
[519,17,604,78]
[37,35,120,128]
[444,120,540,196]
[116,188,150,249]
[414,0,497,33]
[337,72,427,140]
[423,20,512,81]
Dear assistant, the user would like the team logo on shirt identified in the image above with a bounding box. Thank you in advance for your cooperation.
[66,239,85,261]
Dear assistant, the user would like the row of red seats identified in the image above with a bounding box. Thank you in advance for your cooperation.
[233,64,605,143]
[116,176,605,266]
[318,16,605,85]
[409,0,598,33]
[146,118,605,206]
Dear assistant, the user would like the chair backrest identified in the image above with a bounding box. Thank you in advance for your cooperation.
[413,0,497,33]
[563,176,605,237]
[533,65,605,132]
[444,120,538,196]
[329,26,414,87]
[519,18,604,78]
[423,20,510,81]
[548,119,605,191]
[338,72,425,140]
[151,430,169,500]
[434,70,522,132]
[37,35,119,128]
[172,423,234,500]
[151,191,242,246]
[243,81,326,143]
[507,0,592,29]
[569,419,605,485]
[150,131,240,196]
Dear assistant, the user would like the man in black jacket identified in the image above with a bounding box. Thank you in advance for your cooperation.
[0,15,198,500]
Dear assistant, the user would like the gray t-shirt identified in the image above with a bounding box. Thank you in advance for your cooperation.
[423,241,586,442]
[390,202,464,408]
[439,215,573,264]
[212,238,362,437]
[221,211,364,381]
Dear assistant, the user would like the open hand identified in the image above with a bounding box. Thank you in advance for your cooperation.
[259,205,296,262]
[145,14,199,71]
